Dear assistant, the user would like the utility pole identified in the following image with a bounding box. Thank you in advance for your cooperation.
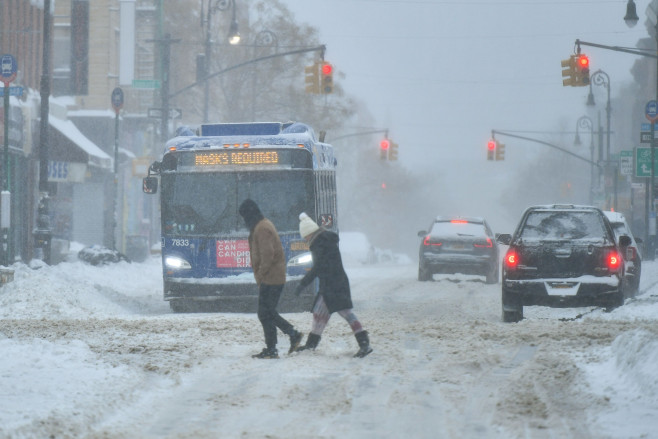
[147,34,179,144]
[34,0,52,264]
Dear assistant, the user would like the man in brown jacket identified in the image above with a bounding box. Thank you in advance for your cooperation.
[238,199,302,359]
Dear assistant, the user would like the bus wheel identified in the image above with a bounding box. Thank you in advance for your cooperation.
[170,300,188,313]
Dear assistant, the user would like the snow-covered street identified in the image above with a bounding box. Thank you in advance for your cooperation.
[1,240,657,439]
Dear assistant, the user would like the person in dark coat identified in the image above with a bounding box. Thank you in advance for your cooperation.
[238,199,302,359]
[293,213,373,358]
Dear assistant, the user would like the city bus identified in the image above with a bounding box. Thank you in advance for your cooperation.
[143,121,337,313]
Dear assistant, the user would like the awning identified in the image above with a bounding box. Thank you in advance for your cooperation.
[49,117,112,170]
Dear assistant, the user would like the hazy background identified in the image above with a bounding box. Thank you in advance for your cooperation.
[277,0,648,246]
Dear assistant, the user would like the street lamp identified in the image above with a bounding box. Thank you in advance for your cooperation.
[254,30,278,51]
[624,0,640,27]
[202,0,240,123]
[587,69,615,209]
[251,30,278,120]
[586,70,611,161]
[575,116,596,204]
[624,1,657,259]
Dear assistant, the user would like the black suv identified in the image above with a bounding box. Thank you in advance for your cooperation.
[497,205,632,323]
[417,216,499,283]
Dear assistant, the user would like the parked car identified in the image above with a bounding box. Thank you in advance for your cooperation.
[604,210,642,295]
[497,204,633,323]
[417,216,499,283]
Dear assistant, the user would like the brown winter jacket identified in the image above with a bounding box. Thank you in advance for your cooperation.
[248,218,286,286]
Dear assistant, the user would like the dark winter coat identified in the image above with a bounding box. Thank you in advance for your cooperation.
[298,230,353,313]
[239,199,286,286]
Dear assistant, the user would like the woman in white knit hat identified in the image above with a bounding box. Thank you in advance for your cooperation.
[293,213,372,358]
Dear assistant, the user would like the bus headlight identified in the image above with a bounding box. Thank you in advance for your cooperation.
[287,252,313,268]
[165,256,192,270]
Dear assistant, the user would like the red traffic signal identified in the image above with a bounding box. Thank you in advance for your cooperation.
[380,139,390,150]
[487,140,496,161]
[577,54,589,69]
[321,63,333,75]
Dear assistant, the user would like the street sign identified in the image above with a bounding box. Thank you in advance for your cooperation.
[169,108,182,119]
[111,87,123,114]
[620,150,633,176]
[147,108,183,119]
[640,131,658,143]
[132,79,161,89]
[0,54,17,84]
[0,86,23,97]
[635,147,658,177]
[147,108,162,118]
[646,100,658,122]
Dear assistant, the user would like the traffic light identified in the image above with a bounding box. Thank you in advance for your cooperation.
[320,62,333,94]
[388,140,399,161]
[487,140,496,161]
[305,62,320,94]
[495,142,505,161]
[380,138,390,159]
[561,55,576,87]
[574,54,590,86]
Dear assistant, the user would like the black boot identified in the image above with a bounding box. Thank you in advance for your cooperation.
[252,347,279,359]
[288,329,303,354]
[295,333,321,352]
[354,331,373,358]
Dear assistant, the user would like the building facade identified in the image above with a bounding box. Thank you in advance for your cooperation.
[1,0,161,264]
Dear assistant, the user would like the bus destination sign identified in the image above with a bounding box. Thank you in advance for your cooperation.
[194,151,279,166]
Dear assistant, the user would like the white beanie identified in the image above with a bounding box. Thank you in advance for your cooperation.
[299,212,320,238]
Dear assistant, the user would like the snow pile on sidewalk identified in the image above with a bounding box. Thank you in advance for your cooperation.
[578,328,658,439]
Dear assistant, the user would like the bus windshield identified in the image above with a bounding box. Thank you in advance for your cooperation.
[161,170,315,236]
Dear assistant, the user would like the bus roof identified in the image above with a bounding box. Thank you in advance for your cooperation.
[166,122,319,150]
[162,122,337,170]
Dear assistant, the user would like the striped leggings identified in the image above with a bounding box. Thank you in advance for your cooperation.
[311,294,364,336]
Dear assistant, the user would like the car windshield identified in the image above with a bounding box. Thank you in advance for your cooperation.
[430,221,486,237]
[519,210,606,241]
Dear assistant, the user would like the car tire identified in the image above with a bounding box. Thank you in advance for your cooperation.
[485,264,499,284]
[631,274,640,297]
[502,288,523,322]
[604,289,625,312]
[418,264,432,281]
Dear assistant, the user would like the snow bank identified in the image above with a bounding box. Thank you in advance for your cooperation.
[579,329,658,439]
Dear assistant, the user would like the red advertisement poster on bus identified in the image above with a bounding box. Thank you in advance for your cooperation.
[216,240,251,268]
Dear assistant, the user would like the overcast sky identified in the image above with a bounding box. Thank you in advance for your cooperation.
[280,0,649,171]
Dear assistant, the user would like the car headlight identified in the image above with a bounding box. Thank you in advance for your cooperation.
[287,252,313,267]
[165,256,192,270]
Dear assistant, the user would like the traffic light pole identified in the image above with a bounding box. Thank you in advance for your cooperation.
[329,129,389,143]
[170,45,326,100]
[491,130,602,168]
[575,39,658,59]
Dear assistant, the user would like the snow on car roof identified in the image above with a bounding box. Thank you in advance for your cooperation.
[603,210,626,224]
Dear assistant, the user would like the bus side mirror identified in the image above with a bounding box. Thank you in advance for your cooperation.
[143,176,158,194]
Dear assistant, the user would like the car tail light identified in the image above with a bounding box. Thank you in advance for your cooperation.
[474,237,493,248]
[504,249,519,269]
[607,251,621,271]
[450,219,468,224]
[423,235,442,247]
